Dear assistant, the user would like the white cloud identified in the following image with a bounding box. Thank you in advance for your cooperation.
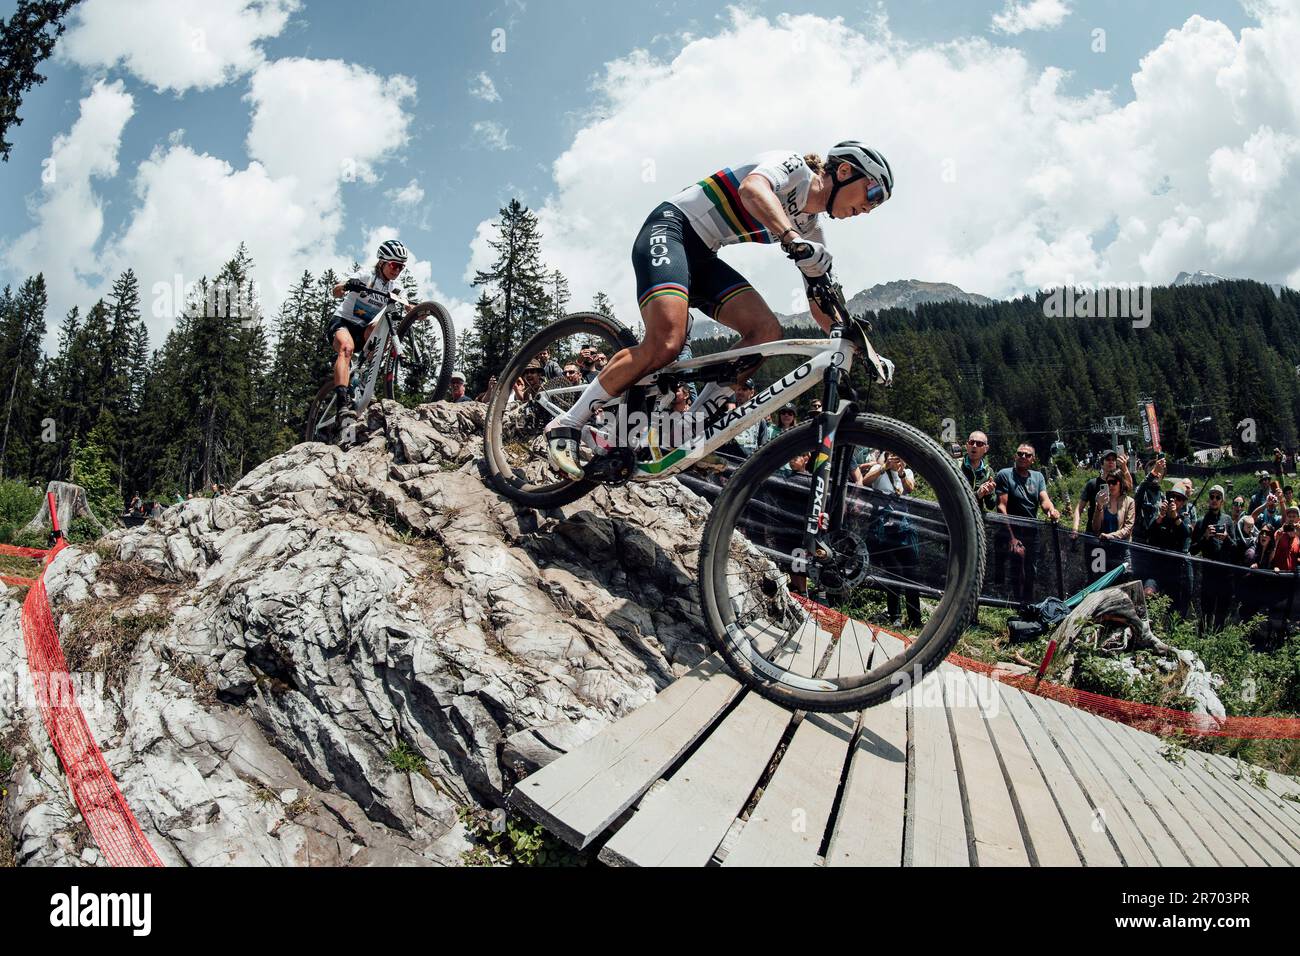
[104,145,312,346]
[59,0,298,93]
[470,72,500,102]
[6,57,421,353]
[472,121,511,151]
[506,8,1300,328]
[464,219,497,284]
[246,57,416,202]
[386,179,425,207]
[0,80,134,317]
[991,0,1071,36]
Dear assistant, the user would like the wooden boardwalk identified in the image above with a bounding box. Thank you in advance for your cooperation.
[508,626,1300,866]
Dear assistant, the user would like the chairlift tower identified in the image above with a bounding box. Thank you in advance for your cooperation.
[1090,415,1140,455]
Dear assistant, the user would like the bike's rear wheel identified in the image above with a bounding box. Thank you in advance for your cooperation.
[697,414,984,713]
[483,312,639,509]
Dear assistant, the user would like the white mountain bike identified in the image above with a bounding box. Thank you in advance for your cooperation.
[305,282,457,444]
[483,270,984,713]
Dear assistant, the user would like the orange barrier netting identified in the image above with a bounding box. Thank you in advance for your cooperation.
[19,505,163,866]
[0,542,51,559]
[2,575,37,587]
[792,594,1300,740]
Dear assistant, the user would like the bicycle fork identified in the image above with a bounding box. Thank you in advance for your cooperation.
[794,363,857,590]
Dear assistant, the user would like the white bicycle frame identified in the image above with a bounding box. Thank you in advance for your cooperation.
[318,303,407,433]
[351,309,404,413]
[531,329,893,481]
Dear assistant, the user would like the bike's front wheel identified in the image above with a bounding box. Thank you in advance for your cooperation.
[395,302,457,402]
[697,414,985,713]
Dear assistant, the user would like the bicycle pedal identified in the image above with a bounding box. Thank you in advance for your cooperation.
[583,448,635,485]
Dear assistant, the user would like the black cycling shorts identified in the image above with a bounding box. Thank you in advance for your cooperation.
[631,202,753,319]
[326,316,368,349]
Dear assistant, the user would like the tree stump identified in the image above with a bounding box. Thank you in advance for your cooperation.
[22,481,109,537]
[1046,582,1149,681]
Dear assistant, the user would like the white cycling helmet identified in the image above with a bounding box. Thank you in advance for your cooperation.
[377,238,409,263]
[826,141,893,214]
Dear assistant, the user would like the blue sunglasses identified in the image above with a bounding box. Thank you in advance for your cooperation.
[866,182,886,207]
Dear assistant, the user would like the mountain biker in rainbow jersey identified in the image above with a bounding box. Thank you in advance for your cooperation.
[544,142,893,478]
[329,238,412,431]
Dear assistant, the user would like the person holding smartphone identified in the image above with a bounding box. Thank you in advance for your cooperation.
[1252,491,1285,532]
[1191,484,1242,629]
[1270,507,1300,572]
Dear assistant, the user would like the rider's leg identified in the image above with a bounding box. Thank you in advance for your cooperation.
[545,294,689,478]
[689,287,783,416]
[332,326,357,399]
[546,200,693,478]
[551,293,689,429]
[710,287,782,381]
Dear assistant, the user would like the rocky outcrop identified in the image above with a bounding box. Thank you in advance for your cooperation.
[0,400,715,866]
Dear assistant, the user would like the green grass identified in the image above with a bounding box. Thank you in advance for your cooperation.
[386,740,427,774]
[0,553,40,579]
[457,807,587,867]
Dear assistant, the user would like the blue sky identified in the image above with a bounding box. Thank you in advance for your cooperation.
[0,0,1291,353]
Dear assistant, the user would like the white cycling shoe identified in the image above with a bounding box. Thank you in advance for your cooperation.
[545,426,585,480]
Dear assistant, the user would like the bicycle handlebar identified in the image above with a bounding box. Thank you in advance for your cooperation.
[786,245,895,386]
[343,279,410,309]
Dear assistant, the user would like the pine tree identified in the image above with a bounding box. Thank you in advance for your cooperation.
[592,291,616,320]
[0,274,47,477]
[466,199,550,391]
[548,268,571,320]
[458,292,500,393]
[0,1,81,162]
[268,270,322,447]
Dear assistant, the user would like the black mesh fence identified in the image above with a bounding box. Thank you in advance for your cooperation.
[679,458,1300,636]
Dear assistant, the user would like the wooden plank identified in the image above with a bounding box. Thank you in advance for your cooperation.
[1067,709,1226,866]
[869,623,908,661]
[1088,717,1263,866]
[723,710,857,867]
[825,696,908,866]
[1200,753,1300,840]
[598,691,793,867]
[1030,694,1193,865]
[508,655,741,849]
[761,613,842,690]
[941,665,1029,866]
[961,671,1081,866]
[1261,767,1300,802]
[1099,720,1296,864]
[1018,692,1161,865]
[908,670,970,866]
[1196,752,1300,852]
[997,685,1121,866]
[821,617,875,681]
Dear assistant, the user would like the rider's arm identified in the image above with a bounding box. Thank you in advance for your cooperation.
[738,173,798,244]
[808,299,834,334]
